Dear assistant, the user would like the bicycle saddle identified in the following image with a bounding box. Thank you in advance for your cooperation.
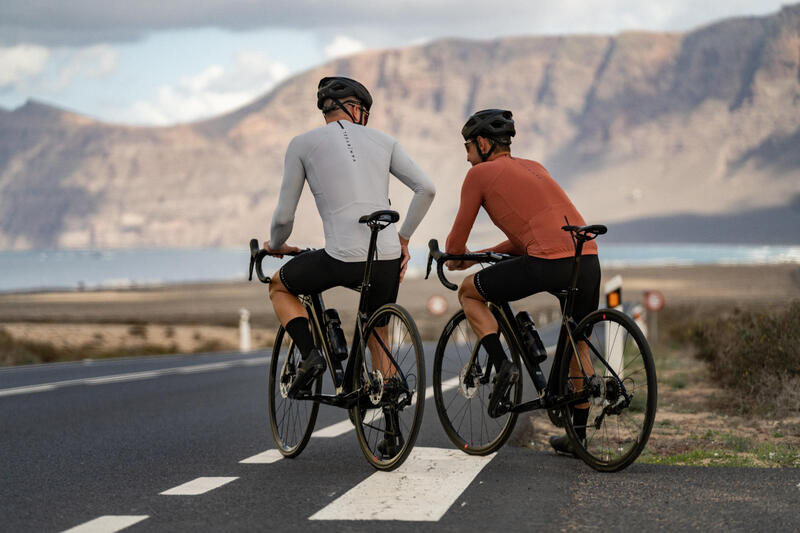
[561,224,607,240]
[359,210,400,224]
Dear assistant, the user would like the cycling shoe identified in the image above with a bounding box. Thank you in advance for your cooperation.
[487,359,519,418]
[549,434,585,458]
[287,348,325,398]
[377,407,404,458]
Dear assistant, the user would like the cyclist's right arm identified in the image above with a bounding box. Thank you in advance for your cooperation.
[445,169,482,256]
[269,137,306,250]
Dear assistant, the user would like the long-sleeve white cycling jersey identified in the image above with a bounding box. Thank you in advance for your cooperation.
[270,120,435,262]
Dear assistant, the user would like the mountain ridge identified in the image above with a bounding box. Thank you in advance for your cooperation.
[1,5,799,249]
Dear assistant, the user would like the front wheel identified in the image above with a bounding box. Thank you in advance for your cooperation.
[558,308,657,472]
[352,304,425,471]
[268,326,321,458]
[433,310,522,455]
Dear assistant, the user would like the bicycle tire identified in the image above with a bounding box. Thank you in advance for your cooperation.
[433,309,522,455]
[268,326,322,458]
[558,308,657,472]
[352,303,425,471]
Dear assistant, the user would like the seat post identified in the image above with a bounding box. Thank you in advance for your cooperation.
[564,236,586,318]
[357,223,381,319]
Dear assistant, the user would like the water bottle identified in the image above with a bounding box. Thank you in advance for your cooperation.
[516,311,547,364]
[324,309,348,362]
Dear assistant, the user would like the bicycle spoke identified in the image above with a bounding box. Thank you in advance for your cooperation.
[563,310,656,471]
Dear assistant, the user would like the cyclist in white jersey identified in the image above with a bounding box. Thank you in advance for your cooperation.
[265,76,435,399]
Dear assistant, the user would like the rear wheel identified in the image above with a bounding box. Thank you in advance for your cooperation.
[559,308,657,472]
[352,304,425,471]
[268,326,321,457]
[433,310,522,455]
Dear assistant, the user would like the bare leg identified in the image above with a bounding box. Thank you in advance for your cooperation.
[458,274,498,338]
[569,340,594,409]
[366,325,395,380]
[268,270,306,326]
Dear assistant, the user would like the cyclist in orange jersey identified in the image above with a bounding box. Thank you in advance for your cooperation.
[445,109,600,456]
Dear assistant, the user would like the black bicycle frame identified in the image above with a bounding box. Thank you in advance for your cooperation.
[290,217,409,409]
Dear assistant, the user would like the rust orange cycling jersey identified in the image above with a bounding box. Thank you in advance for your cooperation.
[446,154,598,259]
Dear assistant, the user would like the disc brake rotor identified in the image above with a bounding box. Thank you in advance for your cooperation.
[279,359,295,399]
[458,363,480,399]
[368,370,384,405]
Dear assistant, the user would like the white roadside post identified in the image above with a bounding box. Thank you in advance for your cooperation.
[644,290,665,345]
[604,275,624,377]
[632,304,648,338]
[239,308,251,353]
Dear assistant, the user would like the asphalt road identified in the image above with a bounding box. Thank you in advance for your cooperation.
[2,343,799,532]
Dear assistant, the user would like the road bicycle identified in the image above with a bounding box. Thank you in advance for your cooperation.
[248,210,425,471]
[426,224,656,472]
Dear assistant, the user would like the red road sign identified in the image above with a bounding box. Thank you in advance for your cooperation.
[644,290,665,311]
[427,295,448,316]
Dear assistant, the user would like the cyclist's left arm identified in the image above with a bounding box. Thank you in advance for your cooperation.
[269,138,306,250]
[388,141,436,241]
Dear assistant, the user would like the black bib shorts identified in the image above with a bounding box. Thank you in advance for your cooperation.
[472,254,601,324]
[279,249,401,317]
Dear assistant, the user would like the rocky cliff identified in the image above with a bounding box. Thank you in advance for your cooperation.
[1,5,799,249]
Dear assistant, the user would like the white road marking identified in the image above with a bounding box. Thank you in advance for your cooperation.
[61,515,149,533]
[84,370,162,385]
[160,476,238,495]
[430,377,459,399]
[312,419,355,438]
[0,357,267,397]
[0,383,57,397]
[239,449,284,464]
[243,376,462,462]
[309,447,496,521]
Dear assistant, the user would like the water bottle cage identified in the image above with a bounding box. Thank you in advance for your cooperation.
[324,309,349,362]
[516,311,548,364]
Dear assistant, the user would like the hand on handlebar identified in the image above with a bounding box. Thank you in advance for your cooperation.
[263,241,301,259]
[446,259,477,271]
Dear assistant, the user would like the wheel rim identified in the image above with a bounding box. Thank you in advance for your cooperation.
[563,311,656,469]
[435,311,520,453]
[356,306,424,468]
[269,329,318,454]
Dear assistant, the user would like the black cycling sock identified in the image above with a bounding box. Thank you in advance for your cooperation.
[480,333,508,372]
[573,407,589,441]
[286,317,315,358]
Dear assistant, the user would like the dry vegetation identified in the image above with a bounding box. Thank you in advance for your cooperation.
[512,302,800,467]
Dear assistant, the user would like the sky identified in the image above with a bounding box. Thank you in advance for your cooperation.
[0,0,790,126]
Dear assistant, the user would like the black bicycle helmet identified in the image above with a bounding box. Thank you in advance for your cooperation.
[316,76,373,111]
[461,109,515,143]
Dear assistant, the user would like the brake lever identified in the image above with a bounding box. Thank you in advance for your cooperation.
[248,238,259,281]
[425,252,433,280]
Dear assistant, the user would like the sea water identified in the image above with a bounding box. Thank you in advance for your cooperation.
[0,244,798,293]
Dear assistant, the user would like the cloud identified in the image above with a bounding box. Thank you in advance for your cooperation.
[0,44,50,87]
[52,45,118,90]
[120,49,290,125]
[323,36,365,60]
[1,1,786,46]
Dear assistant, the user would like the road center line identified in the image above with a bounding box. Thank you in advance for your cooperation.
[0,357,267,397]
[239,449,284,464]
[243,377,461,462]
[309,447,496,521]
[312,419,355,438]
[160,477,238,495]
[61,515,149,533]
